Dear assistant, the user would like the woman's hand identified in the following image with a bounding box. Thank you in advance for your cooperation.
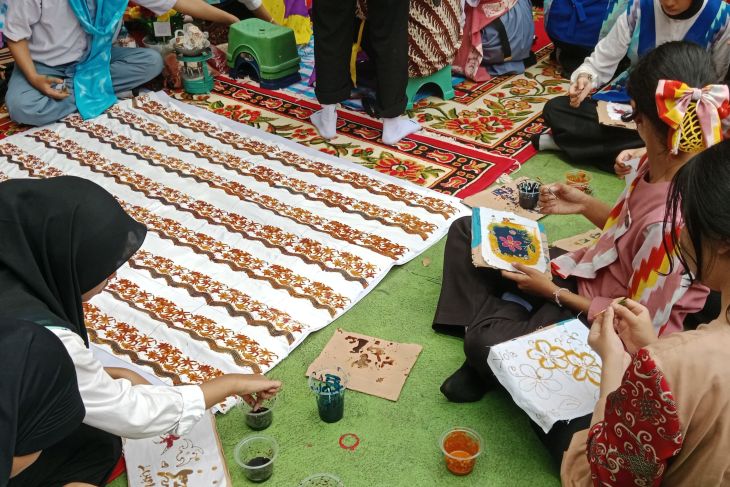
[569,74,593,108]
[611,298,656,354]
[588,306,626,363]
[501,263,558,299]
[539,183,589,216]
[614,147,646,178]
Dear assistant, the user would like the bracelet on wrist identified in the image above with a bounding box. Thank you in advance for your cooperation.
[553,287,569,307]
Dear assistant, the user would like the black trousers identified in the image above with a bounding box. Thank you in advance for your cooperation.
[543,96,644,173]
[312,0,409,118]
[433,216,720,464]
[9,424,122,487]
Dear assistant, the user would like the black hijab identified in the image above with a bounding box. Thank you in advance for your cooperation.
[0,319,85,485]
[0,176,146,344]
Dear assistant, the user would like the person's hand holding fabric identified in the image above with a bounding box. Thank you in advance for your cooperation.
[501,263,558,299]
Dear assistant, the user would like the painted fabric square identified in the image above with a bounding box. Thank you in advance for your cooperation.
[488,319,602,433]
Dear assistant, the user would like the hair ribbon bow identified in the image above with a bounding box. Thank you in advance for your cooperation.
[655,80,730,154]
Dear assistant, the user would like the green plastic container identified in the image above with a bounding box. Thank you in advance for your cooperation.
[227,18,300,80]
[179,50,214,94]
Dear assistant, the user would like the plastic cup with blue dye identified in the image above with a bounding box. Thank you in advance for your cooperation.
[239,395,277,431]
[309,366,349,423]
[517,180,541,210]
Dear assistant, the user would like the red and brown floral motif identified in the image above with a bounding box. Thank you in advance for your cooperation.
[0,143,65,178]
[84,304,225,385]
[129,250,307,344]
[132,96,460,217]
[106,278,276,371]
[118,201,349,315]
[30,129,377,285]
[71,112,437,240]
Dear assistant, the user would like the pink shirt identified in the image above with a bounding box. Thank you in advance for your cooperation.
[555,166,708,335]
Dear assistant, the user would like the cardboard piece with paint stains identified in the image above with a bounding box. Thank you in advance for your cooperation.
[306,329,422,401]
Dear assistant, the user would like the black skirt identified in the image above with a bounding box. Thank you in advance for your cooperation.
[9,424,122,487]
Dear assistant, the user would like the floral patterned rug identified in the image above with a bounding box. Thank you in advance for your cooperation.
[170,80,519,197]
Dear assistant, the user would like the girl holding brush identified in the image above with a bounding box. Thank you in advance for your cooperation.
[562,139,730,486]
[432,40,728,464]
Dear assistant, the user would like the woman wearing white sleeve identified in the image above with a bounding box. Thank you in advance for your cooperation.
[0,176,282,446]
[534,0,730,172]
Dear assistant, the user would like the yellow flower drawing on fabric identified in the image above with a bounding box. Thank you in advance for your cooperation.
[565,351,602,386]
[527,340,569,370]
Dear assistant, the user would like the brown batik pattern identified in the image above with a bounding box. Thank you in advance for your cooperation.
[118,201,349,315]
[132,96,460,218]
[30,129,377,285]
[84,303,224,385]
[61,117,412,257]
[88,109,437,239]
[129,249,306,344]
[0,143,65,178]
[106,278,276,372]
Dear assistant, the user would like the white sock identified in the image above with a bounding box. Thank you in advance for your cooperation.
[382,116,421,146]
[311,104,338,140]
[538,134,561,152]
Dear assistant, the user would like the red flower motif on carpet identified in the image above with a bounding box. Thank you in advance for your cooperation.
[374,156,425,184]
[443,117,487,137]
[479,116,514,134]
[291,127,318,140]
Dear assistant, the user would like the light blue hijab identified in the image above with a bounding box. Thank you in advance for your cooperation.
[68,0,128,119]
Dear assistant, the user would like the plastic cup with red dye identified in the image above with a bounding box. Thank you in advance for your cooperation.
[440,427,483,476]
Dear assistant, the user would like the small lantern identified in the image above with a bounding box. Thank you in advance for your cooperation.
[178,48,214,94]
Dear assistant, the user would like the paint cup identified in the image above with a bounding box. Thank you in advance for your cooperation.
[309,366,349,424]
[239,395,277,431]
[516,180,541,210]
[440,427,483,476]
[234,435,278,483]
[298,473,345,487]
[565,170,593,193]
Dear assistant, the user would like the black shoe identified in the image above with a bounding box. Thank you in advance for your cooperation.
[530,133,542,151]
[440,362,488,403]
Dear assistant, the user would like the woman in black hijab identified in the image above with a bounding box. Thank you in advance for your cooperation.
[0,176,281,448]
[1,318,120,487]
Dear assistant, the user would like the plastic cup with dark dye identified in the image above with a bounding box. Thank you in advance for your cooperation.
[517,180,541,210]
[239,395,277,431]
[440,427,483,476]
[298,473,345,487]
[234,436,278,483]
[309,366,349,424]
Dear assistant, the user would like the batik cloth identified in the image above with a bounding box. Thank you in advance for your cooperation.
[0,91,466,408]
[68,0,128,119]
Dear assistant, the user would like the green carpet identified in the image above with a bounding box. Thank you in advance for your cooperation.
[109,153,624,487]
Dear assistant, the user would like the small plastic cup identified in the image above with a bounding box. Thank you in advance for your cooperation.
[440,427,483,476]
[234,435,278,483]
[298,473,345,487]
[309,366,349,423]
[516,180,541,210]
[239,395,277,431]
[565,170,592,193]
